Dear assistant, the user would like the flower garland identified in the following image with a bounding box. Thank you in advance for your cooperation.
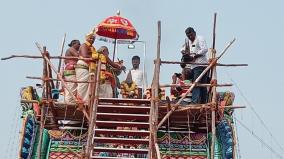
[85,41,109,81]
[121,81,137,92]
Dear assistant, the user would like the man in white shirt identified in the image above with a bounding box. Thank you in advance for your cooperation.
[181,27,208,104]
[126,56,144,98]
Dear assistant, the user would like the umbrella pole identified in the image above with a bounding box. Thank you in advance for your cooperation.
[112,39,117,61]
[112,39,118,98]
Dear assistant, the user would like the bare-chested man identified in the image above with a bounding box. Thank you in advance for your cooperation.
[64,40,80,103]
[75,33,96,102]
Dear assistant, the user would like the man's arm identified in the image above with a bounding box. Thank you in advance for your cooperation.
[105,56,125,70]
[70,49,79,57]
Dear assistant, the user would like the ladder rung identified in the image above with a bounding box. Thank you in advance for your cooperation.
[94,137,149,144]
[96,121,149,129]
[91,157,147,159]
[97,105,150,114]
[93,146,148,154]
[95,129,150,136]
[97,113,149,121]
[99,98,151,104]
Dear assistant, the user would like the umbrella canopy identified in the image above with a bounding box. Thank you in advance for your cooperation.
[95,12,139,41]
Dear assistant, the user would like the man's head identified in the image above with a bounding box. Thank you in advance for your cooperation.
[85,32,96,44]
[68,40,80,51]
[97,46,109,56]
[185,27,196,42]
[182,68,192,80]
[132,55,140,69]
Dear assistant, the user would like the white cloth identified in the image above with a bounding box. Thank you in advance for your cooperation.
[98,83,113,98]
[127,69,144,88]
[181,35,208,69]
[64,75,77,103]
[75,60,90,102]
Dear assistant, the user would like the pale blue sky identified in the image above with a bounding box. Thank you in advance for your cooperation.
[1,0,284,158]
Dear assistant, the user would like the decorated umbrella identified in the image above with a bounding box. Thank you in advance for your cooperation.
[95,11,139,60]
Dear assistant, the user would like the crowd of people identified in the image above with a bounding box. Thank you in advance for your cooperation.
[62,32,145,103]
[63,26,211,105]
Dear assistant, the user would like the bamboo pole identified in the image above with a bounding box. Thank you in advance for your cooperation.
[160,83,232,88]
[210,13,217,159]
[45,52,58,125]
[20,99,246,109]
[176,105,246,112]
[150,20,161,159]
[20,99,39,104]
[26,76,95,83]
[1,55,95,61]
[159,61,248,67]
[35,42,90,121]
[56,33,66,89]
[153,21,161,159]
[231,120,238,159]
[1,55,247,67]
[155,143,161,159]
[212,13,217,50]
[160,104,245,109]
[157,38,236,129]
[36,46,48,159]
[85,61,102,159]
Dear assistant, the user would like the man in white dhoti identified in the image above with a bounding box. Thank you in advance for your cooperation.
[75,33,96,103]
[64,40,80,103]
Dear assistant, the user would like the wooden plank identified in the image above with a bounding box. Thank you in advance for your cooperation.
[95,129,150,136]
[96,121,149,129]
[97,105,150,114]
[91,157,147,159]
[94,137,149,144]
[99,98,150,104]
[92,147,148,154]
[91,156,147,159]
[97,113,149,121]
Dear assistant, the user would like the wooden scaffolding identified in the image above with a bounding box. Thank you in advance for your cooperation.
[1,13,247,159]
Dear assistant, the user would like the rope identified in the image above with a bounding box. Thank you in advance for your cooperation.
[226,71,284,154]
[235,117,283,159]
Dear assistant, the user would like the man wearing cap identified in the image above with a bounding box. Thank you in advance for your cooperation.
[181,27,208,104]
[75,33,96,103]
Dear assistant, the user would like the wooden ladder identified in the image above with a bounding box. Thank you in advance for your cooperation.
[90,98,151,159]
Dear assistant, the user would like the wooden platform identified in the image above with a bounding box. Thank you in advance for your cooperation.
[25,98,222,132]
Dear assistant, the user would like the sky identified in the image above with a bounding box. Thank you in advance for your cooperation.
[0,0,284,158]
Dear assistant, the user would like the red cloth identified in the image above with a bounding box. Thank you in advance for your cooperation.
[65,62,76,70]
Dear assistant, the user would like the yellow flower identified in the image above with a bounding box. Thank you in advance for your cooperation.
[121,81,137,92]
